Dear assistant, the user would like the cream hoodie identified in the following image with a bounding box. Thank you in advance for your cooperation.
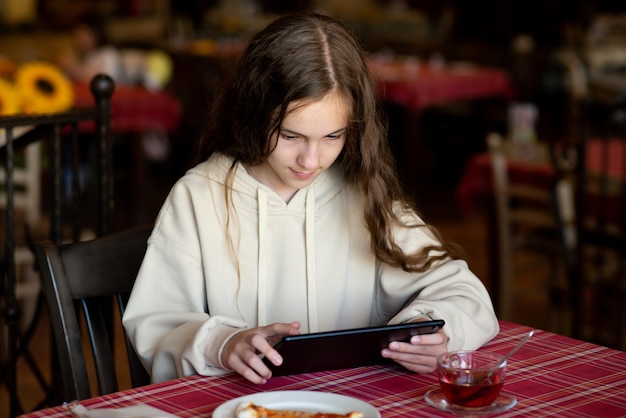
[123,153,499,383]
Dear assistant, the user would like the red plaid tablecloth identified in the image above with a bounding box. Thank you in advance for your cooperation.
[19,321,626,417]
[368,58,514,112]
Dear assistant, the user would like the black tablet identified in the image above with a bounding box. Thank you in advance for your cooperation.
[263,319,445,376]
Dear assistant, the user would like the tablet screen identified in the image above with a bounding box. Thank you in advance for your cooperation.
[264,319,445,376]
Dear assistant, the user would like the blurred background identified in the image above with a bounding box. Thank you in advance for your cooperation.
[1,0,625,415]
[3,0,622,205]
[1,0,623,218]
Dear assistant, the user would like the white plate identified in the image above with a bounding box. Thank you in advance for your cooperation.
[213,390,380,418]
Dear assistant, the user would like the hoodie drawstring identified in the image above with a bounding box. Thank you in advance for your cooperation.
[305,188,319,332]
[257,188,268,326]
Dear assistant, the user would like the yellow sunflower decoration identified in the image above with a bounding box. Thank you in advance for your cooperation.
[15,61,74,114]
[0,77,21,116]
[0,57,17,78]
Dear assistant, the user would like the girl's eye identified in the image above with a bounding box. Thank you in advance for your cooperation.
[281,133,298,140]
[327,133,344,140]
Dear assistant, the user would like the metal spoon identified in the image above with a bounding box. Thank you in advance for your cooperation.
[498,329,535,368]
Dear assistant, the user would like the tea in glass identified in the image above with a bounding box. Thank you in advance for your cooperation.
[437,351,506,408]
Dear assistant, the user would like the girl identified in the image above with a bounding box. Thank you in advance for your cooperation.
[123,13,498,385]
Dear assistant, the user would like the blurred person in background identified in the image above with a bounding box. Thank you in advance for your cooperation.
[57,14,124,83]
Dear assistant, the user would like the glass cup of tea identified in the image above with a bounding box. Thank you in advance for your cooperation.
[436,350,506,408]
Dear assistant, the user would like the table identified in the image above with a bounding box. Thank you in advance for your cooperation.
[72,82,181,134]
[18,321,626,418]
[456,147,551,214]
[368,57,514,113]
[456,139,626,213]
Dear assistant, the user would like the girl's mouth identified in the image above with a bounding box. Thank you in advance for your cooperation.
[291,169,315,180]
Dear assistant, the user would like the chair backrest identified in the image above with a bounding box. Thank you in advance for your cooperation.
[34,225,152,401]
[487,132,560,320]
[555,94,626,350]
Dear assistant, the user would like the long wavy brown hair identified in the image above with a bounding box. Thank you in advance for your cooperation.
[197,13,462,272]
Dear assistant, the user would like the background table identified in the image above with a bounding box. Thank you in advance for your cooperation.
[456,139,626,213]
[456,146,552,214]
[19,321,626,418]
[368,58,514,113]
[456,139,626,236]
[72,82,181,134]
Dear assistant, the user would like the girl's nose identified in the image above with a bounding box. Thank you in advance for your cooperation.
[297,142,320,170]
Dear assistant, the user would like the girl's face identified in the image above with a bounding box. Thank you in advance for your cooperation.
[248,90,349,203]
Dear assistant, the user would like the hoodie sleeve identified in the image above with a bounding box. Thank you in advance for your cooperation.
[122,177,247,383]
[378,212,499,350]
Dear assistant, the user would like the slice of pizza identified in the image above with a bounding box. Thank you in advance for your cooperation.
[235,401,364,418]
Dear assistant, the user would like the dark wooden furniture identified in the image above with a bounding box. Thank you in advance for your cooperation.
[34,226,152,401]
[1,74,114,417]
[485,134,564,321]
[554,94,626,350]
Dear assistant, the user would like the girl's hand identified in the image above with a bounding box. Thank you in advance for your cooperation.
[221,321,300,384]
[381,328,448,373]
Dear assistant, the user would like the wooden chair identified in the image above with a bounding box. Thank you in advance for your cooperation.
[34,225,152,401]
[487,133,567,323]
[554,94,626,350]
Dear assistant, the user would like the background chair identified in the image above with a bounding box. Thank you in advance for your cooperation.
[554,94,626,350]
[34,225,152,401]
[487,133,568,326]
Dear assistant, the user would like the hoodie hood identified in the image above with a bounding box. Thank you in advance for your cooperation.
[195,153,346,211]
[189,153,347,332]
